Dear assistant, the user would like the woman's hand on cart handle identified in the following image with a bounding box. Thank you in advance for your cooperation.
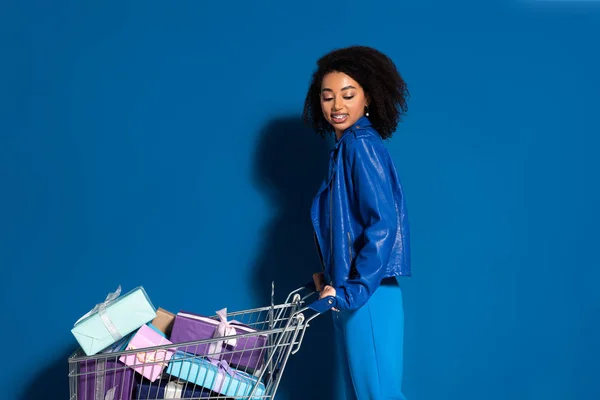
[319,285,336,299]
[313,272,326,292]
[319,285,339,312]
[302,279,338,312]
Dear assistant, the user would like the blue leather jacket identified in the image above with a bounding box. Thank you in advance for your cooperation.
[311,116,411,311]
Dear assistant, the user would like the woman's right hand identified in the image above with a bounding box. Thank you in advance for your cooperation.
[313,272,325,292]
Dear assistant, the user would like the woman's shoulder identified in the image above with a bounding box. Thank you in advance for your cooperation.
[342,126,388,155]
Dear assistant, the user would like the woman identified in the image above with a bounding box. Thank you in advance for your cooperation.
[303,46,411,400]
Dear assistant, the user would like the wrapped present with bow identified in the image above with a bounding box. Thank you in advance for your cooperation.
[170,308,268,372]
[166,351,266,399]
[119,323,176,382]
[78,338,137,400]
[71,286,157,356]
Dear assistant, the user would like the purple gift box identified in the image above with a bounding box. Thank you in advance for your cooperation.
[170,309,267,372]
[78,359,135,400]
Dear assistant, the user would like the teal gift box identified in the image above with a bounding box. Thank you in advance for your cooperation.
[71,286,157,356]
[166,351,266,399]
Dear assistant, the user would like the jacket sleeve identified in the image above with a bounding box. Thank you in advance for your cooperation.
[332,137,398,311]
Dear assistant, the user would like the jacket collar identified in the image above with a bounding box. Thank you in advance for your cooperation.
[334,115,373,148]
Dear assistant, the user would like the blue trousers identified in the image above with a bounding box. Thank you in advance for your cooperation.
[333,278,407,400]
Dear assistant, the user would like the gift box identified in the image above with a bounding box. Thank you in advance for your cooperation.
[170,309,267,372]
[99,332,134,354]
[72,286,157,356]
[119,324,176,382]
[166,351,266,399]
[78,358,135,400]
[135,379,211,399]
[151,307,175,337]
[145,322,167,338]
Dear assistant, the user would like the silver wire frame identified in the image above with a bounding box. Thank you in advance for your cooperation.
[68,286,321,400]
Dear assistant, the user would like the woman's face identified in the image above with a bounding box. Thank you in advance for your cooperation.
[320,71,369,139]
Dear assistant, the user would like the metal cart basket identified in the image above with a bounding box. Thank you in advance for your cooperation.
[68,283,334,400]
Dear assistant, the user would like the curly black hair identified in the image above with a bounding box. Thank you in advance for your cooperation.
[302,45,409,139]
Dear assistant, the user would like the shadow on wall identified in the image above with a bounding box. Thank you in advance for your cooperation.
[252,116,336,400]
[20,346,73,400]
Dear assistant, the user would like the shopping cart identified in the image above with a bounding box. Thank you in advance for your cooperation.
[68,282,335,400]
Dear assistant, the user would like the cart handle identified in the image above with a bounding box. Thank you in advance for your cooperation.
[284,281,336,318]
[288,281,335,355]
[307,295,336,313]
[295,280,336,314]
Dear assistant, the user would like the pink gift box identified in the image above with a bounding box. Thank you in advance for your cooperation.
[119,324,176,382]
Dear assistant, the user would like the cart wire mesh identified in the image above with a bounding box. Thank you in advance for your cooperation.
[68,286,321,400]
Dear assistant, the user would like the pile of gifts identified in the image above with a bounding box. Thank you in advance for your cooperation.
[71,286,269,400]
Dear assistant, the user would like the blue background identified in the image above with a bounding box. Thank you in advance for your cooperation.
[2,1,599,399]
